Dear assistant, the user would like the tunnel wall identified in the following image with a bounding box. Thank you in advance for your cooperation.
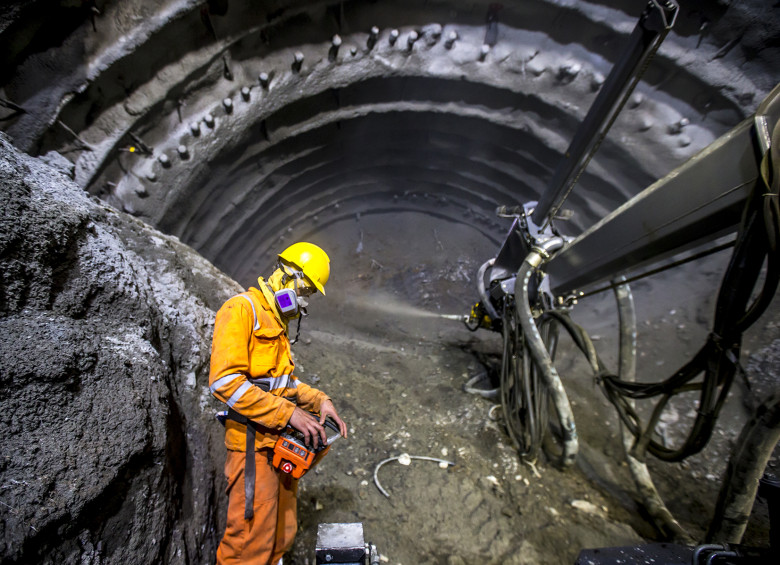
[0,133,240,565]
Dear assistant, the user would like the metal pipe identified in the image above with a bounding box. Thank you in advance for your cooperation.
[706,550,738,565]
[367,26,379,49]
[292,52,304,72]
[329,35,342,61]
[444,31,458,49]
[692,544,727,565]
[406,31,418,51]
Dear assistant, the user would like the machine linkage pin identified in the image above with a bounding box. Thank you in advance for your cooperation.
[367,26,379,49]
[421,24,443,46]
[668,117,690,135]
[329,35,342,61]
[259,72,270,89]
[445,31,458,50]
[292,52,304,72]
[406,31,419,51]
[222,55,233,81]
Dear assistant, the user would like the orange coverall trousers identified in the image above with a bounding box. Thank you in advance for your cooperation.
[216,449,298,565]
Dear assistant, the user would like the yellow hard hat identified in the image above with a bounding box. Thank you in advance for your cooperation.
[279,242,330,295]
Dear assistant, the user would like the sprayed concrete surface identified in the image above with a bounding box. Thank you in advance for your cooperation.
[1,1,780,564]
[273,214,778,564]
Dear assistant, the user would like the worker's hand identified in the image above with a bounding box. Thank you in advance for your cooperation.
[319,399,348,439]
[288,407,327,449]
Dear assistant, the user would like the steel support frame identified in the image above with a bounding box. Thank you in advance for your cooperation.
[545,84,780,297]
[531,0,679,226]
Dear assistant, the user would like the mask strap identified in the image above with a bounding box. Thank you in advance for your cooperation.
[290,315,303,345]
[278,262,306,288]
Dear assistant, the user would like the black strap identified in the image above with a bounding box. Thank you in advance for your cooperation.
[244,421,256,520]
[226,408,257,520]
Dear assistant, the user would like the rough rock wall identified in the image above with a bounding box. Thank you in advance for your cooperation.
[0,133,241,564]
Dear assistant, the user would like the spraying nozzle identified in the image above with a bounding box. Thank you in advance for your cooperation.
[439,305,494,332]
[439,314,469,322]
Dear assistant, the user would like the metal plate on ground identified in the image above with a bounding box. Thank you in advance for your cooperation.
[575,543,692,564]
[316,522,365,564]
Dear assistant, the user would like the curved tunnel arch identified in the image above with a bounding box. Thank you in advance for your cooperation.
[4,0,775,296]
[165,105,644,279]
[2,2,779,563]
[0,0,776,360]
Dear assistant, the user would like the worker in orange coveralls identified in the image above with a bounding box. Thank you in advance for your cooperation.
[209,242,348,565]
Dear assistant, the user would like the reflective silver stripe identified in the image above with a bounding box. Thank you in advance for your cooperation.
[286,375,299,389]
[238,294,260,331]
[249,374,297,391]
[271,375,289,390]
[226,381,253,408]
[210,373,242,394]
[249,376,273,389]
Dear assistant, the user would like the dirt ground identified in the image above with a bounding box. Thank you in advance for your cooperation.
[278,212,777,565]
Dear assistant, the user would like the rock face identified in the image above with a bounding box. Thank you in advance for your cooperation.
[0,133,241,564]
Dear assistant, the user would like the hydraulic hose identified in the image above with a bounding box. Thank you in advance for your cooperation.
[477,258,499,320]
[512,273,692,540]
[613,280,694,544]
[599,134,779,462]
[499,298,550,462]
[525,278,693,541]
[515,238,578,468]
[707,391,780,544]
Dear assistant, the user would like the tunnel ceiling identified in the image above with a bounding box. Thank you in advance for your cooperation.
[1,0,778,285]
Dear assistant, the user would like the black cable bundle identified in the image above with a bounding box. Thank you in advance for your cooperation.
[600,121,780,462]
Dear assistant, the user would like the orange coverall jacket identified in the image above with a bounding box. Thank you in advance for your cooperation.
[209,284,329,450]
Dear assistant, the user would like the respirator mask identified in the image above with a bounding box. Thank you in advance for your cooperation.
[273,266,311,319]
